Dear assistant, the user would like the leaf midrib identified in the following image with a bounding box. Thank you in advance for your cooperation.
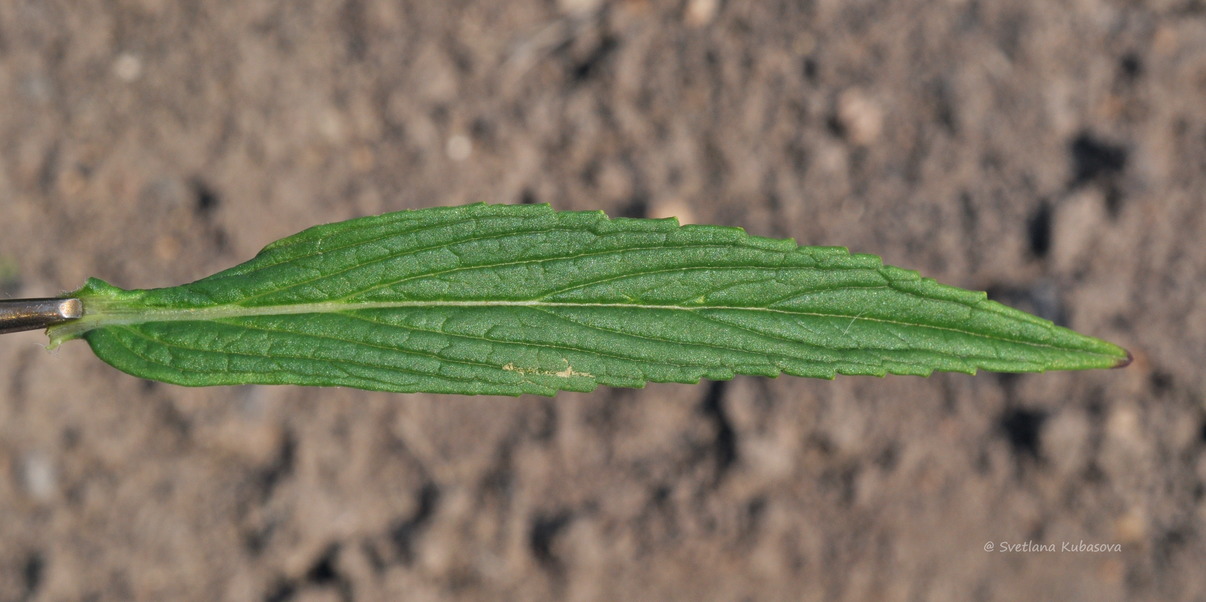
[60,297,1114,360]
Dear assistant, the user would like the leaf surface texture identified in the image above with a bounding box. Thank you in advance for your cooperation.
[50,204,1129,395]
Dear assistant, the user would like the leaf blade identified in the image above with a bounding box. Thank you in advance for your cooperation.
[49,203,1129,395]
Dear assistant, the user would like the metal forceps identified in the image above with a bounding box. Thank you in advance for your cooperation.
[0,298,82,335]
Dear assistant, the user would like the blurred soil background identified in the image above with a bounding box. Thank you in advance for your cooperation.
[1,1,1205,600]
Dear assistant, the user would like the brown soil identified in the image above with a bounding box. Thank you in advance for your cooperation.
[2,2,1204,600]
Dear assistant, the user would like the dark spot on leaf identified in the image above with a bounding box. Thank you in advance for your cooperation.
[1026,201,1053,259]
[519,188,538,205]
[998,408,1048,461]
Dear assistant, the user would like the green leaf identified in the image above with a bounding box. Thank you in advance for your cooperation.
[47,203,1130,396]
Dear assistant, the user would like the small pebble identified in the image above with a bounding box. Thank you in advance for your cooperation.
[557,0,604,14]
[21,451,57,501]
[446,134,472,162]
[835,89,884,145]
[685,0,719,26]
[113,53,143,82]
